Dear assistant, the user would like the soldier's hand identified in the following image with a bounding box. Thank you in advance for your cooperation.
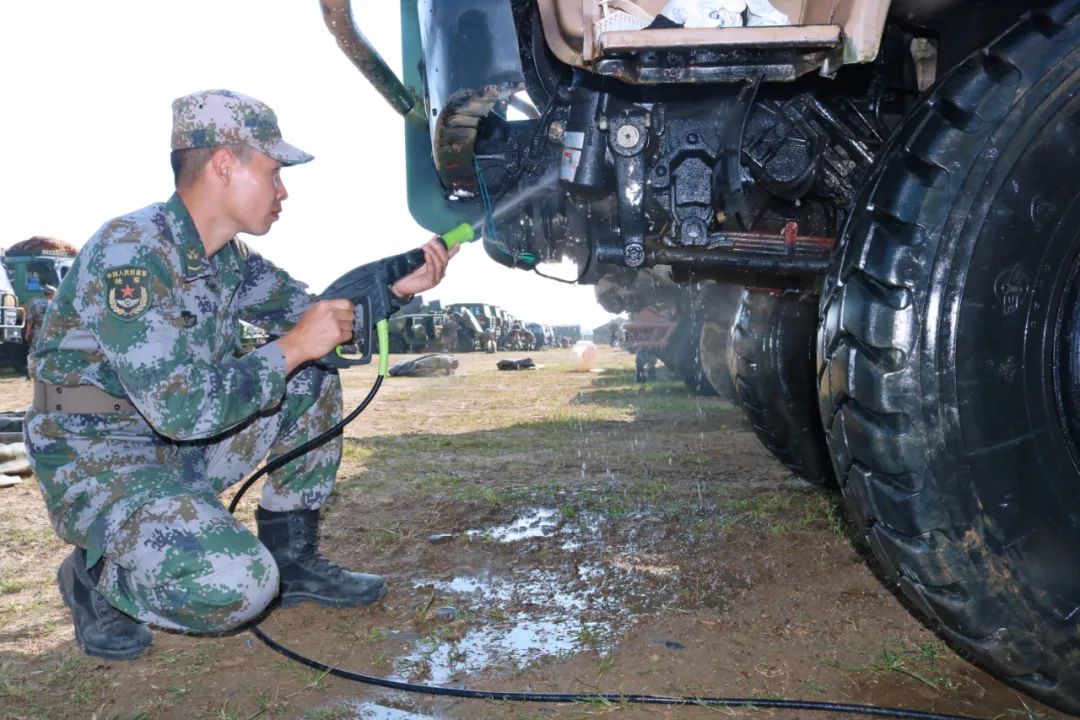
[277,299,355,373]
[391,237,458,299]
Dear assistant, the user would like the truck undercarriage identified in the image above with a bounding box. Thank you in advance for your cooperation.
[325,0,1080,713]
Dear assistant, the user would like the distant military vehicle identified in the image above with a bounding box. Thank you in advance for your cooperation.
[0,237,75,374]
[3,236,76,306]
[446,302,500,352]
[388,308,486,353]
[237,321,269,355]
[386,312,445,353]
[526,322,554,349]
[0,262,26,374]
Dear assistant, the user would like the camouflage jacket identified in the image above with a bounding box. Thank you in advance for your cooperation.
[31,193,313,441]
[25,297,50,325]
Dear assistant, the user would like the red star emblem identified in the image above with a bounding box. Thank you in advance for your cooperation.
[121,285,135,298]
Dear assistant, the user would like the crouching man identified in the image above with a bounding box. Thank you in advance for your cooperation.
[25,90,454,659]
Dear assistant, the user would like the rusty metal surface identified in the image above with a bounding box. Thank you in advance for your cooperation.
[419,0,526,193]
[320,0,415,116]
[627,222,835,275]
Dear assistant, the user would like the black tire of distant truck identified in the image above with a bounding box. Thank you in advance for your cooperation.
[695,282,742,401]
[730,289,832,485]
[817,2,1080,712]
[663,316,717,397]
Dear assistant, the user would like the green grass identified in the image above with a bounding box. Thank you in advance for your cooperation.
[713,488,836,535]
[0,575,30,594]
[2,524,64,550]
[844,640,960,692]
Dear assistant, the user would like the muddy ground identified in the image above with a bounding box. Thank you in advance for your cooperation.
[0,348,1069,720]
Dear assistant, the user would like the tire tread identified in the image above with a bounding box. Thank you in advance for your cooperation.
[818,3,1080,711]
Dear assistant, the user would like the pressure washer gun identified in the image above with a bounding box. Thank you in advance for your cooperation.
[315,222,476,372]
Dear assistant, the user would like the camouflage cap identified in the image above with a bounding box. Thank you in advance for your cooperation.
[170,89,313,166]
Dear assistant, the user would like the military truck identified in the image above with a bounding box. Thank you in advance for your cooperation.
[446,302,500,352]
[3,236,77,306]
[0,261,26,374]
[387,311,447,353]
[323,0,1080,710]
[526,322,555,348]
[0,237,75,374]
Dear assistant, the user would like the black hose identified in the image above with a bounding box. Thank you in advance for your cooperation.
[227,373,382,514]
[250,623,980,720]
[230,373,986,720]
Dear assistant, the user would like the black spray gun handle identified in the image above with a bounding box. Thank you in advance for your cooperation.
[314,223,475,370]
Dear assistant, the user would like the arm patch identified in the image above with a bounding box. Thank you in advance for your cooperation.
[105,266,152,320]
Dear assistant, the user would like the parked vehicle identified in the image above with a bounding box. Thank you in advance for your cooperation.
[0,263,26,374]
[2,237,76,306]
[446,302,501,352]
[327,0,1080,711]
[526,322,555,349]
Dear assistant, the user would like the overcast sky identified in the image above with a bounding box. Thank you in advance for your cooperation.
[0,1,617,330]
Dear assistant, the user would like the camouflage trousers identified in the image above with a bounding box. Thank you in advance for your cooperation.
[26,365,342,634]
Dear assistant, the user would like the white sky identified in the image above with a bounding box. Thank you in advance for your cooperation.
[0,1,618,331]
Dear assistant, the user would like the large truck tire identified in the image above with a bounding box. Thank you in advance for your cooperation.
[696,282,742,401]
[730,289,832,485]
[817,3,1080,712]
[663,283,742,399]
[665,316,718,397]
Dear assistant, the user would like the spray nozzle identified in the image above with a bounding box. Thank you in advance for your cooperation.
[440,222,476,249]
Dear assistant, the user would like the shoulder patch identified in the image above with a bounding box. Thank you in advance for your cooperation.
[105,266,152,320]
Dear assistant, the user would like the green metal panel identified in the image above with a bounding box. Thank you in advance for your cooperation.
[400,0,471,234]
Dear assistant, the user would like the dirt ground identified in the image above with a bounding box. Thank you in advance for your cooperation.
[0,347,1070,720]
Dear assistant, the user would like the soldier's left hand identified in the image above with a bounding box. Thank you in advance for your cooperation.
[391,237,458,299]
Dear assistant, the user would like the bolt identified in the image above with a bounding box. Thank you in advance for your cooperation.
[686,132,699,145]
[686,223,701,239]
[597,116,609,131]
[625,244,645,267]
[547,120,565,142]
[616,124,641,149]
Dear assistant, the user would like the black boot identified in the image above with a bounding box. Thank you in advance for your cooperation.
[56,548,152,660]
[255,507,387,609]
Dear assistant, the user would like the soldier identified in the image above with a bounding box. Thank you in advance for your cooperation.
[24,90,454,660]
[608,320,622,347]
[23,284,55,349]
[440,312,460,352]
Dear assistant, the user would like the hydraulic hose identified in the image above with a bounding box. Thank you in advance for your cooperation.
[226,322,984,720]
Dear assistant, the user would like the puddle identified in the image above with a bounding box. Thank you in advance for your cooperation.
[310,700,442,719]
[382,509,677,686]
[396,563,623,685]
[466,508,559,542]
[464,507,608,551]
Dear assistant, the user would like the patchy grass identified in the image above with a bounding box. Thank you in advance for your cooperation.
[0,349,1071,720]
[713,487,837,535]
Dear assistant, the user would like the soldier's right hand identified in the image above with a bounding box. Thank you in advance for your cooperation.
[277,299,355,373]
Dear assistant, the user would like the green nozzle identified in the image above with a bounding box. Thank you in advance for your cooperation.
[377,319,390,376]
[440,222,475,249]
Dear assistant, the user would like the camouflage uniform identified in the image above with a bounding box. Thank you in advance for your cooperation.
[25,91,336,634]
[23,295,50,346]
